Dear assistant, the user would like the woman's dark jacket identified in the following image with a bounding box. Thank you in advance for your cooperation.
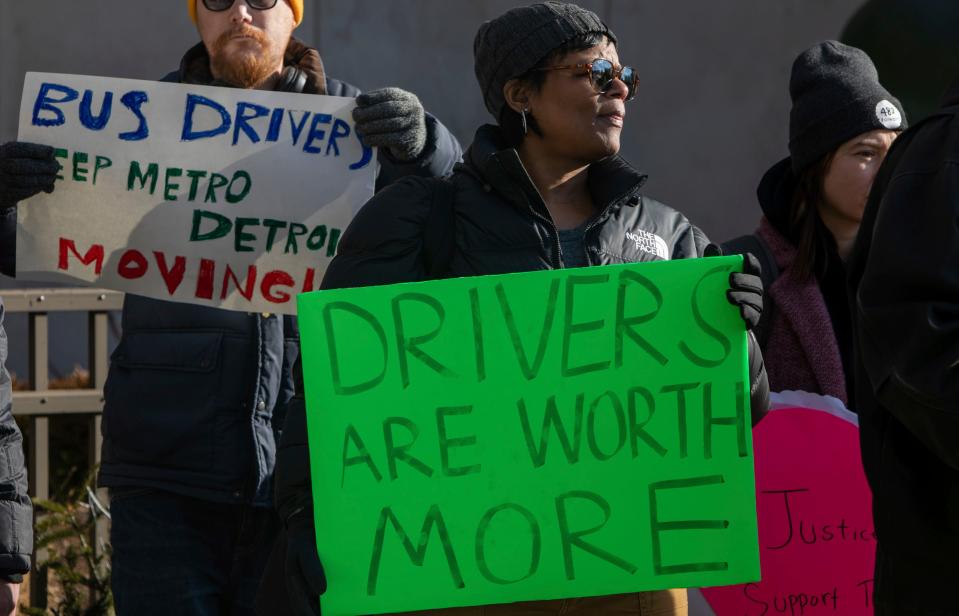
[275,125,770,523]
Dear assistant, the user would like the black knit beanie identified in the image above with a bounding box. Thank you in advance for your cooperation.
[473,2,617,119]
[788,40,906,172]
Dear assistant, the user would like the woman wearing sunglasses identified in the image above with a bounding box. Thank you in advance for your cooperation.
[273,3,769,615]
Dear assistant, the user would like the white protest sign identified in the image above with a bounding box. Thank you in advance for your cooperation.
[16,72,377,314]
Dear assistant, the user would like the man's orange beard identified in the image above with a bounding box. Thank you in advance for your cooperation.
[210,25,283,88]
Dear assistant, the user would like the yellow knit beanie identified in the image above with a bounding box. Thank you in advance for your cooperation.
[187,0,303,26]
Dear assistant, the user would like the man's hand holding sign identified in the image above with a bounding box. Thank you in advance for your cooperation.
[296,257,763,615]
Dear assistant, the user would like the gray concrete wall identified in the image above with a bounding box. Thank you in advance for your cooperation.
[0,0,865,377]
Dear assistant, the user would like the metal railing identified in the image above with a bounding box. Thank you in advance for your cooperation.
[4,288,123,608]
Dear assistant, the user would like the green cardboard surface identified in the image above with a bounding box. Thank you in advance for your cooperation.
[297,257,759,615]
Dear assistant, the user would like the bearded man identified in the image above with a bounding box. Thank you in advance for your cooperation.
[0,1,461,614]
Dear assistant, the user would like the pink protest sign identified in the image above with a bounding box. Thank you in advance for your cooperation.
[701,393,876,616]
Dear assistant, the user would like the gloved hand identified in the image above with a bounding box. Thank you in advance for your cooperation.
[286,508,327,616]
[353,87,428,162]
[0,142,59,208]
[704,244,764,330]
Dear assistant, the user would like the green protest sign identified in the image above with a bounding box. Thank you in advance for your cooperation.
[298,257,760,615]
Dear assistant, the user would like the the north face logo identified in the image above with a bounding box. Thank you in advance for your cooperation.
[625,230,669,259]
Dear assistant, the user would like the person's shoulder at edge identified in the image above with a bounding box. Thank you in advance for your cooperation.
[335,176,437,255]
[320,176,442,292]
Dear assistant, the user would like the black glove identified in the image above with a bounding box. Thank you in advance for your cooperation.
[0,142,59,208]
[286,508,327,616]
[704,243,764,331]
[353,88,428,162]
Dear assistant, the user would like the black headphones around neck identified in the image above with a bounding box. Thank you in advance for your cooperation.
[276,66,308,93]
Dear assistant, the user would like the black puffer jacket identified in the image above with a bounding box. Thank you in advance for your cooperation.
[0,300,32,578]
[848,78,959,615]
[275,124,770,522]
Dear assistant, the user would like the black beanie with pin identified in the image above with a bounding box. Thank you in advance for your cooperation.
[788,40,906,172]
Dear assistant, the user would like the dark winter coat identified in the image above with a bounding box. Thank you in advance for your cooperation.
[0,300,33,577]
[847,77,959,615]
[93,39,462,506]
[275,124,771,524]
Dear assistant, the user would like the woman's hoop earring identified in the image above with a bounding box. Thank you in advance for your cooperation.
[521,107,529,136]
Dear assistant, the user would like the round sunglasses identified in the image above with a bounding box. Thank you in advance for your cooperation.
[534,58,639,101]
[201,0,279,11]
